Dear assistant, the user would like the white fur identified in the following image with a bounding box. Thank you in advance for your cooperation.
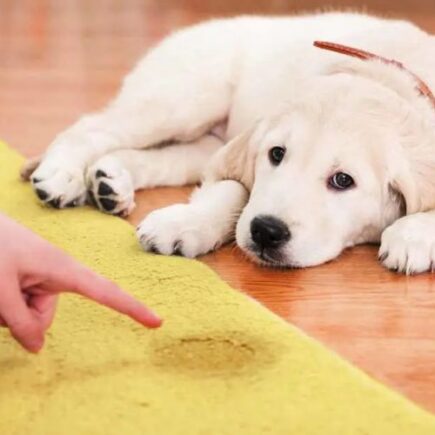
[27,12,435,273]
[379,212,435,274]
[137,180,248,257]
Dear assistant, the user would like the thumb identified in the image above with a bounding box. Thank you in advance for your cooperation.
[0,278,45,352]
[27,292,59,330]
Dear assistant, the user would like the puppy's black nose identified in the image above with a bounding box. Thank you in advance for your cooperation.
[250,215,290,249]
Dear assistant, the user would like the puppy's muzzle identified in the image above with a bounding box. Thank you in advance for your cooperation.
[250,215,290,250]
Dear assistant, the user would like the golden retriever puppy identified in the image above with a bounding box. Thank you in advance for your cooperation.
[24,13,435,273]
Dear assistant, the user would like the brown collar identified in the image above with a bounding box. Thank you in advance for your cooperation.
[313,40,435,110]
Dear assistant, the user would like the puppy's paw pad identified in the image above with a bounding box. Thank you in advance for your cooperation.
[379,213,435,274]
[31,162,87,209]
[137,205,220,258]
[87,158,135,217]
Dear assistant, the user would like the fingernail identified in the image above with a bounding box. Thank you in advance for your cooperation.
[28,337,44,353]
[147,312,163,328]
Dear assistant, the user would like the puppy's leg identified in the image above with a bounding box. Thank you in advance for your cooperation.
[136,180,248,257]
[29,23,237,208]
[86,135,223,216]
[379,210,435,274]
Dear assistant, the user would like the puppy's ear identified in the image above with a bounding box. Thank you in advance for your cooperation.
[387,181,410,218]
[388,138,435,215]
[205,126,258,191]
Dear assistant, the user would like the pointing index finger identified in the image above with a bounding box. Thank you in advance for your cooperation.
[47,261,162,328]
[75,270,162,328]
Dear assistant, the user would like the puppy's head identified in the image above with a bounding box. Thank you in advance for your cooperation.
[209,71,435,267]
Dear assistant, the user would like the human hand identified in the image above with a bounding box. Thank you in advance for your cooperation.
[0,213,162,353]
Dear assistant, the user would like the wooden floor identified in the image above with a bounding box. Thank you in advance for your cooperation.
[2,0,435,413]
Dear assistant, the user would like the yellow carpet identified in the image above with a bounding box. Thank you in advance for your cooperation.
[0,141,434,435]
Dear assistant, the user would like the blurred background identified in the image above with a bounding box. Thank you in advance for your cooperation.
[0,0,434,155]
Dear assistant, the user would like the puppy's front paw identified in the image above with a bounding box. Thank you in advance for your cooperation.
[86,156,135,217]
[30,159,87,209]
[137,204,222,258]
[379,213,435,274]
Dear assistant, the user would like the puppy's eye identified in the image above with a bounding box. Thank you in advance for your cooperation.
[269,146,286,165]
[328,172,355,190]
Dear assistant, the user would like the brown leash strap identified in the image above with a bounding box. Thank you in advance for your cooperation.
[313,41,435,110]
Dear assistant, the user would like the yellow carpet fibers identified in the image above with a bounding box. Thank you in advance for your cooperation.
[0,141,434,434]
